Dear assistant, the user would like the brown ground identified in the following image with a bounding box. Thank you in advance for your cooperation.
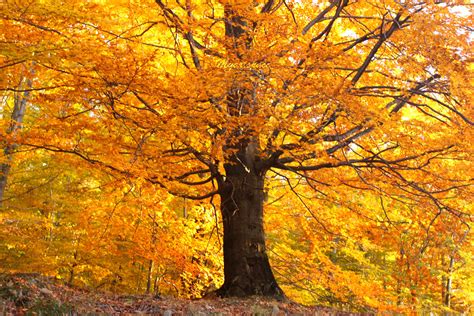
[0,273,363,315]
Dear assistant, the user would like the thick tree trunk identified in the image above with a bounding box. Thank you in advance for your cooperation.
[216,6,282,297]
[216,155,283,298]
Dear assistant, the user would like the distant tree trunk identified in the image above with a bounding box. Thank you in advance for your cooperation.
[67,248,79,286]
[0,74,32,207]
[153,273,161,296]
[216,144,283,297]
[146,259,154,294]
[444,256,454,308]
[67,264,76,286]
[147,210,157,294]
[0,162,11,207]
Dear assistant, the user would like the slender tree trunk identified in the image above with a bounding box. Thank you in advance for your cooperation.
[0,74,32,207]
[147,210,157,294]
[444,256,454,308]
[216,148,283,297]
[146,259,154,294]
[137,262,144,293]
[153,273,161,296]
[68,264,76,286]
[0,163,11,207]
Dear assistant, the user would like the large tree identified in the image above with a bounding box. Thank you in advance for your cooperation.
[1,0,472,298]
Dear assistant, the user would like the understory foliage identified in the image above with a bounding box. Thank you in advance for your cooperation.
[0,151,223,298]
[1,0,473,313]
[1,151,473,313]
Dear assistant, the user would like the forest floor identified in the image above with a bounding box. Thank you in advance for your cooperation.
[0,273,362,315]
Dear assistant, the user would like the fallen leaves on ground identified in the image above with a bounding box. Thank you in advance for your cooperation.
[0,273,362,315]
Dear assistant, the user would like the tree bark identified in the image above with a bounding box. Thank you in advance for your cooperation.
[444,256,454,308]
[0,76,31,207]
[0,163,11,207]
[211,5,283,298]
[216,148,283,297]
[146,259,154,294]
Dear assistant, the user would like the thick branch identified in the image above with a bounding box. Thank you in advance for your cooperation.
[351,11,407,85]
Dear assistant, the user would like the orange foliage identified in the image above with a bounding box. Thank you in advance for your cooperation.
[1,0,473,313]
